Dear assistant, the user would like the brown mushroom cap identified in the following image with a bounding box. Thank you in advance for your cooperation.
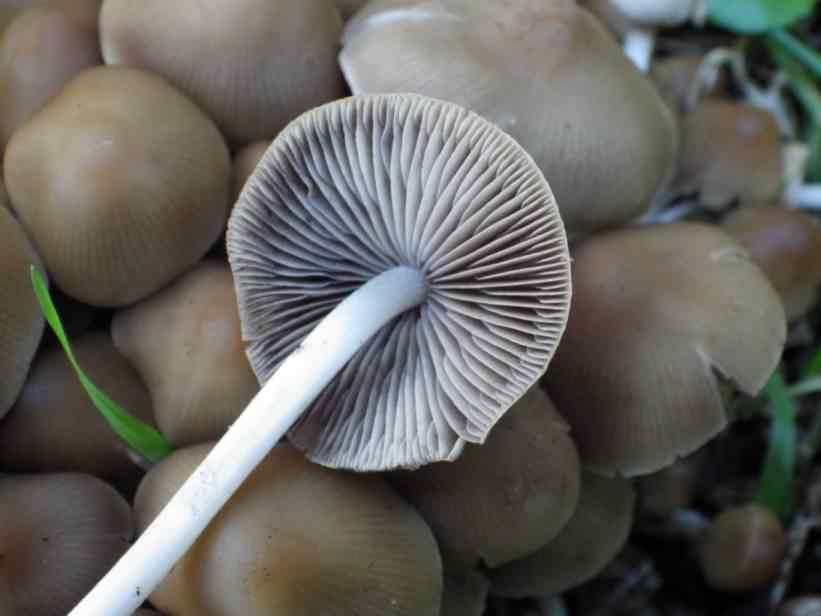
[698,503,786,592]
[545,222,786,476]
[389,386,580,568]
[100,0,345,145]
[672,99,783,209]
[0,198,44,419]
[0,472,133,615]
[0,331,156,488]
[4,65,230,306]
[135,442,443,615]
[723,206,821,321]
[487,471,635,596]
[340,0,677,233]
[0,2,101,150]
[111,259,259,447]
[650,54,728,113]
[227,93,571,471]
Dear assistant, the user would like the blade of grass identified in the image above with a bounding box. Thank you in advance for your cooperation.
[768,29,821,82]
[767,39,821,123]
[800,344,821,379]
[30,266,173,463]
[787,376,821,397]
[754,370,797,521]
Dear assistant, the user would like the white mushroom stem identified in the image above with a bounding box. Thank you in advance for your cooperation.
[622,28,655,72]
[785,183,821,209]
[69,265,428,616]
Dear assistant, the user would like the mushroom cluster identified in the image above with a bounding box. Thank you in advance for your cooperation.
[0,0,808,615]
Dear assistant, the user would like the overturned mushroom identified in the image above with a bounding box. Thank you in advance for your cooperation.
[4,66,230,306]
[545,222,786,476]
[135,442,443,615]
[0,472,132,615]
[73,93,571,614]
[488,472,635,596]
[340,0,678,234]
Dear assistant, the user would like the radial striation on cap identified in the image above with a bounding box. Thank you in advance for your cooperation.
[227,93,571,471]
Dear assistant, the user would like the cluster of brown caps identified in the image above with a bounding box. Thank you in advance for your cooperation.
[0,0,817,615]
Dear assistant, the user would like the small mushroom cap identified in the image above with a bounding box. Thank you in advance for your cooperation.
[4,65,230,306]
[0,472,133,616]
[227,93,571,471]
[111,259,259,447]
[606,0,702,27]
[0,2,101,149]
[340,0,678,233]
[135,443,443,616]
[487,471,635,597]
[389,387,580,568]
[100,0,345,144]
[0,331,156,488]
[0,197,44,419]
[698,504,786,592]
[723,206,821,321]
[545,222,786,476]
[672,99,783,209]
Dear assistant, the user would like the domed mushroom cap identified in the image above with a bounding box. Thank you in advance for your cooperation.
[135,443,443,616]
[0,331,156,488]
[227,93,571,471]
[111,259,259,447]
[389,386,580,568]
[488,472,635,596]
[723,206,821,321]
[100,0,345,144]
[4,65,230,306]
[606,0,703,27]
[672,99,782,210]
[0,198,44,419]
[545,222,786,476]
[0,472,133,616]
[340,0,677,233]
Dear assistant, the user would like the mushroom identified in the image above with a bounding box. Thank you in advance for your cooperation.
[636,451,704,517]
[111,259,259,447]
[672,99,783,210]
[649,54,729,114]
[0,192,44,420]
[72,93,571,614]
[336,0,367,20]
[545,222,786,476]
[389,386,580,568]
[230,141,270,204]
[0,1,101,150]
[4,65,230,307]
[0,472,133,615]
[722,206,821,321]
[134,442,443,615]
[99,0,346,144]
[340,0,678,234]
[441,562,489,616]
[487,472,635,596]
[698,503,786,592]
[0,331,156,489]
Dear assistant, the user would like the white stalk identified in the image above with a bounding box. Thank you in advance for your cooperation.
[623,28,655,72]
[69,265,428,616]
[785,183,821,210]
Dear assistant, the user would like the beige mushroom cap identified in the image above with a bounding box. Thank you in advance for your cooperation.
[340,0,678,233]
[111,259,259,447]
[488,472,635,596]
[0,331,156,488]
[135,443,443,616]
[723,206,821,321]
[4,65,230,306]
[389,387,580,568]
[100,0,346,145]
[230,140,269,205]
[545,222,786,476]
[0,472,133,616]
[0,197,44,419]
[672,99,783,209]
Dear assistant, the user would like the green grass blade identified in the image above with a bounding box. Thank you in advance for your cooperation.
[30,266,173,463]
[767,38,821,123]
[769,29,821,82]
[800,344,821,379]
[754,370,797,520]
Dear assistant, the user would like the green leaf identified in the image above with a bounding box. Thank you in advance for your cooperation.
[754,370,797,520]
[708,0,814,33]
[768,29,821,82]
[801,344,821,379]
[30,266,173,464]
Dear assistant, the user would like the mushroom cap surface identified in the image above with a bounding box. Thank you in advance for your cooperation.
[135,443,443,616]
[227,93,571,471]
[545,222,786,476]
[606,0,702,26]
[340,0,677,233]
